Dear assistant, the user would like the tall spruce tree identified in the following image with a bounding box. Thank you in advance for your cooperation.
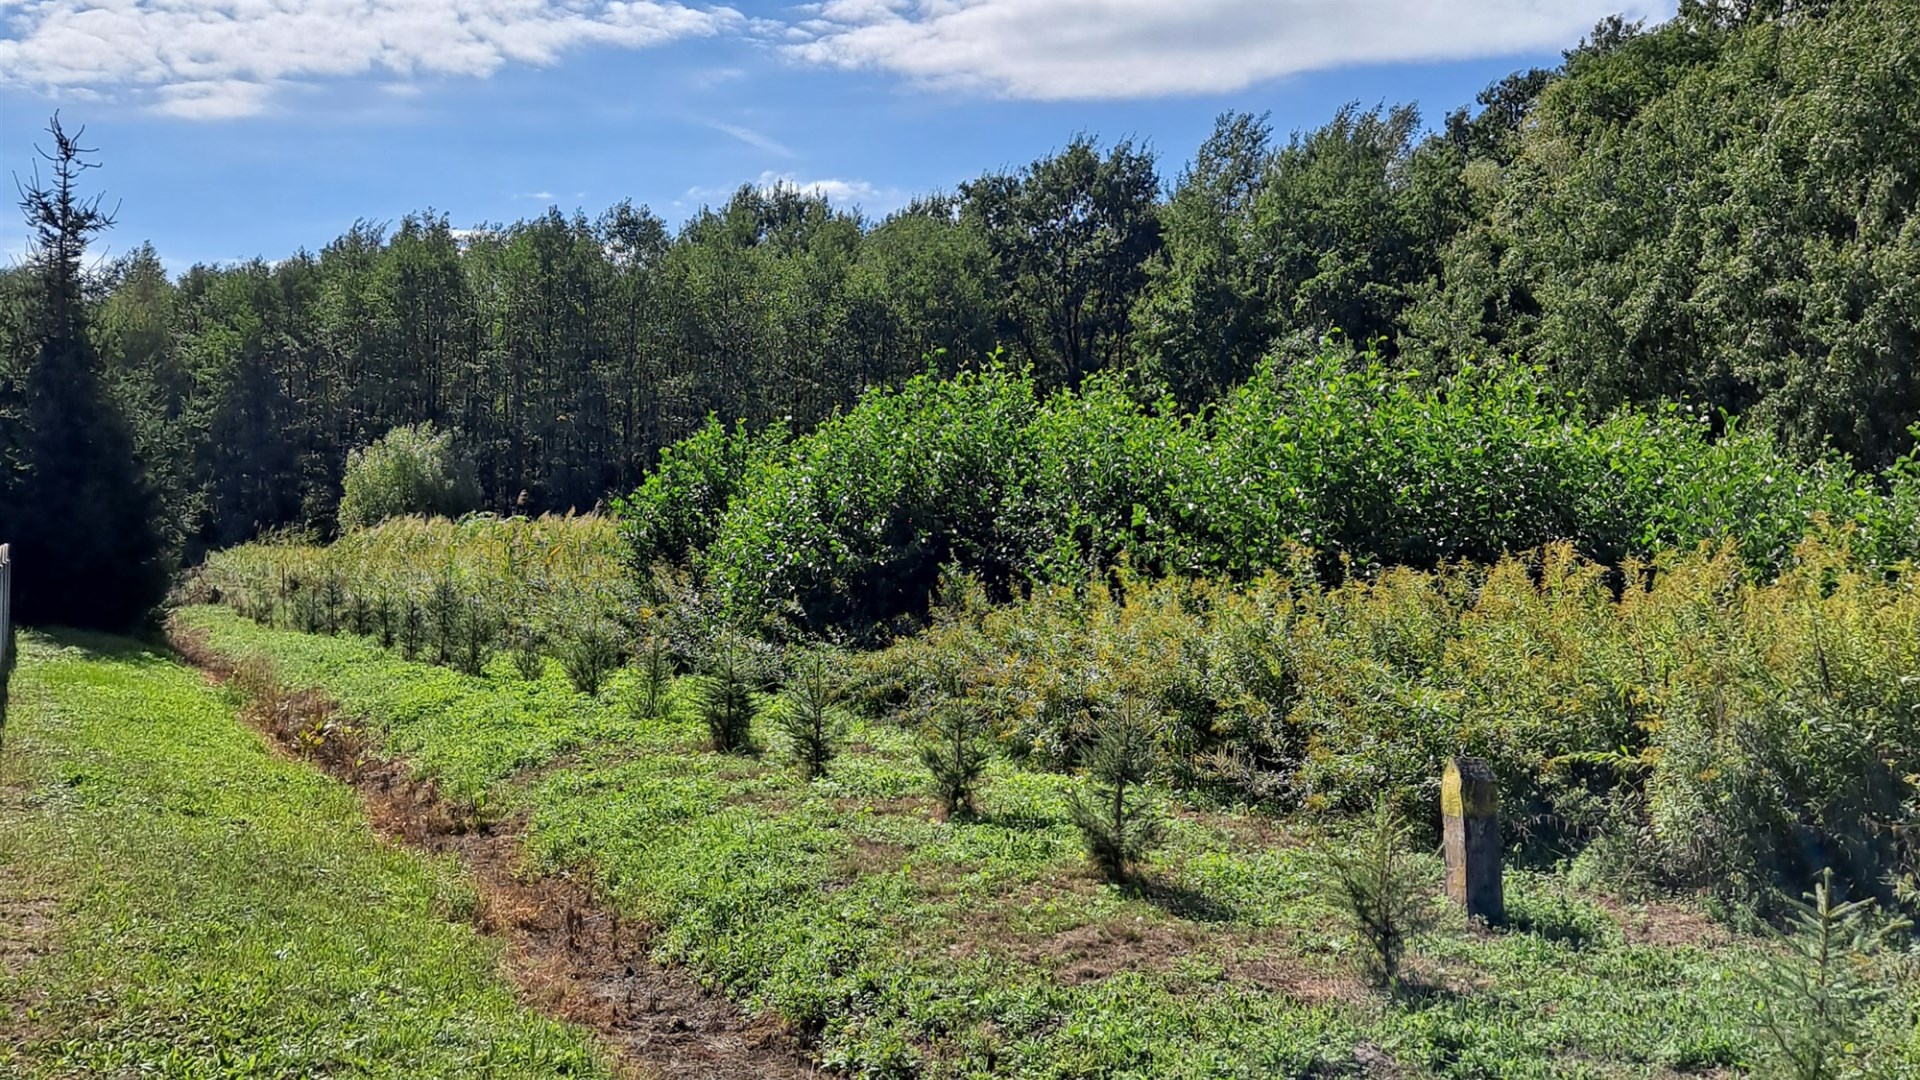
[7,115,168,627]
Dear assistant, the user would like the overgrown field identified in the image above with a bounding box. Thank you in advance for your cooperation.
[0,631,609,1077]
[181,353,1920,1074]
[173,604,1920,1078]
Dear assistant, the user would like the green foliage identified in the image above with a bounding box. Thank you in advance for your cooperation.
[4,116,171,629]
[696,365,1043,630]
[337,422,480,532]
[613,416,785,572]
[1134,105,1445,406]
[634,634,674,722]
[699,639,757,753]
[771,651,849,780]
[176,605,1920,1077]
[1409,3,1920,468]
[961,136,1162,387]
[508,622,545,681]
[200,514,631,698]
[32,7,1920,581]
[652,348,1902,633]
[870,536,1920,911]
[557,622,622,696]
[1318,797,1442,988]
[1067,700,1166,882]
[1746,869,1911,1080]
[919,675,994,819]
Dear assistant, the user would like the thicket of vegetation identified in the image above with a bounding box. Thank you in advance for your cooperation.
[622,352,1920,633]
[4,2,1916,583]
[199,515,626,689]
[199,505,1920,917]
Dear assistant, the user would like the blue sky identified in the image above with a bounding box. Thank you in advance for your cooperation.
[0,0,1672,271]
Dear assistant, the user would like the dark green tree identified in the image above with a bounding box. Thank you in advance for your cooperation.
[919,669,993,819]
[6,115,169,628]
[772,651,848,780]
[964,137,1162,388]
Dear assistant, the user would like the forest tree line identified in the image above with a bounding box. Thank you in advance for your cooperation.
[1,0,1916,627]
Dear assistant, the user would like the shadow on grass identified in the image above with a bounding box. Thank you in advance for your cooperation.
[29,625,175,666]
[1129,876,1240,924]
[1388,973,1469,1006]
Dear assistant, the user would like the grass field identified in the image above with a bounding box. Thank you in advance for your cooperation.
[168,603,1920,1079]
[0,629,610,1079]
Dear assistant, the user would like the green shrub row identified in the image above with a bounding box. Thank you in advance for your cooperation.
[619,350,1920,633]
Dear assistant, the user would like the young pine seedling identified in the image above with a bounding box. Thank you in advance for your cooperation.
[1320,796,1440,989]
[920,671,992,819]
[1069,700,1165,882]
[773,652,848,780]
[1746,868,1909,1080]
[634,634,674,722]
[699,640,757,753]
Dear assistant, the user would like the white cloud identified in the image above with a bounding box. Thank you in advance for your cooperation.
[758,171,899,210]
[710,121,797,158]
[0,0,743,118]
[786,0,1674,100]
[681,170,907,215]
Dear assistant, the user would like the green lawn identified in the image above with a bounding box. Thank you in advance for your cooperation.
[173,604,1920,1079]
[0,629,610,1079]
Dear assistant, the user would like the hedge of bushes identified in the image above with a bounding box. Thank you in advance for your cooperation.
[618,351,1920,634]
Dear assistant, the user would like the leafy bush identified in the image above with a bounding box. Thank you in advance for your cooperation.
[700,367,1044,630]
[627,349,1902,634]
[337,423,480,532]
[613,416,785,572]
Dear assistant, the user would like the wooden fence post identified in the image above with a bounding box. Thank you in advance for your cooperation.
[1442,756,1503,924]
[1,543,13,728]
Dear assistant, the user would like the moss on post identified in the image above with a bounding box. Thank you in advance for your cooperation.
[1442,756,1503,924]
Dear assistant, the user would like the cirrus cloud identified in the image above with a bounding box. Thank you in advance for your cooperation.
[0,0,744,118]
[787,0,1673,100]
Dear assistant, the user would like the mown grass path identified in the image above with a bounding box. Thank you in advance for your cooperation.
[0,630,610,1078]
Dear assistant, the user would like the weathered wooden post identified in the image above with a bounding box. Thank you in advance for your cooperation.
[1442,756,1503,924]
[1,543,13,729]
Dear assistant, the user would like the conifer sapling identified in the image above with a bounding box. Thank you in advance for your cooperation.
[1068,700,1166,882]
[774,652,848,780]
[699,638,756,753]
[919,669,991,819]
